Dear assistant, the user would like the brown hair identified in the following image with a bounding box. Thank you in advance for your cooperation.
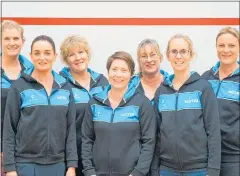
[106,51,135,76]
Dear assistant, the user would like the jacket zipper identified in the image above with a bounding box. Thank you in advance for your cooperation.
[216,80,222,97]
[175,92,183,170]
[108,109,115,174]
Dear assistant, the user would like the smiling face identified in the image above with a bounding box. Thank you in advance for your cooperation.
[217,33,239,66]
[138,44,161,76]
[66,46,90,73]
[167,38,193,72]
[2,28,24,57]
[30,40,56,72]
[108,59,131,91]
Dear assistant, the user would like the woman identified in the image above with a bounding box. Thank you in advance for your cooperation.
[202,27,239,176]
[1,20,33,175]
[129,39,168,105]
[59,35,108,176]
[3,35,77,176]
[81,51,156,176]
[153,34,221,176]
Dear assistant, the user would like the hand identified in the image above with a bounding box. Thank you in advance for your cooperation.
[6,171,18,176]
[65,167,76,176]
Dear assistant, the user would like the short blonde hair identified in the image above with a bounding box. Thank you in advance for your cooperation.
[216,27,239,44]
[106,51,135,76]
[137,39,163,72]
[166,34,196,58]
[1,20,24,39]
[60,35,91,64]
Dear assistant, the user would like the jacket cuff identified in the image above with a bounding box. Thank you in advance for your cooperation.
[67,160,78,168]
[83,168,96,176]
[131,168,145,176]
[149,169,159,176]
[207,167,220,176]
[4,163,16,172]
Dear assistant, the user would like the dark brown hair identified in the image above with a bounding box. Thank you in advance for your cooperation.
[106,51,135,76]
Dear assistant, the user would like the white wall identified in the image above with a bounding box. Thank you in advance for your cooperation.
[2,2,239,76]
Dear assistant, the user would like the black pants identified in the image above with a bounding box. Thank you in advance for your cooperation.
[16,162,65,176]
[220,163,240,176]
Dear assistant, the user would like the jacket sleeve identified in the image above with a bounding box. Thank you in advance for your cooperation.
[201,82,221,176]
[66,89,78,168]
[3,86,21,172]
[81,103,96,176]
[149,88,161,176]
[131,97,156,176]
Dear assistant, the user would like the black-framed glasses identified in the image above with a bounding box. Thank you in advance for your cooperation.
[168,49,190,57]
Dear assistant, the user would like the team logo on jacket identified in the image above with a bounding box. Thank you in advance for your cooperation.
[184,99,199,104]
[121,112,135,117]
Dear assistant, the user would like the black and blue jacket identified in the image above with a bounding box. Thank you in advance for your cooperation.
[3,68,78,172]
[1,54,33,152]
[59,67,108,157]
[153,72,221,176]
[202,61,240,163]
[81,84,156,176]
[129,70,168,105]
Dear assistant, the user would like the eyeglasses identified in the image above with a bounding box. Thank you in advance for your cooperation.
[139,53,159,61]
[168,49,190,57]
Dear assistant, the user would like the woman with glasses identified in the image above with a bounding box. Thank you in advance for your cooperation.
[129,39,168,105]
[152,34,221,176]
[202,27,239,176]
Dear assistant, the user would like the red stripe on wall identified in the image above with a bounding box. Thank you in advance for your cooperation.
[1,17,239,25]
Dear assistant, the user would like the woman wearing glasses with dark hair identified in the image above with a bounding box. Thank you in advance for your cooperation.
[151,34,221,176]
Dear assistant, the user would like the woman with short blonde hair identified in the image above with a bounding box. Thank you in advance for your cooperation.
[59,35,108,176]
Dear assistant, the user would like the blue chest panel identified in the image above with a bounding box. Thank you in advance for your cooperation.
[50,89,70,106]
[20,89,70,108]
[72,86,104,104]
[72,88,90,104]
[90,86,104,96]
[91,104,140,123]
[158,94,176,111]
[209,80,239,102]
[113,106,139,123]
[178,91,202,110]
[158,91,202,112]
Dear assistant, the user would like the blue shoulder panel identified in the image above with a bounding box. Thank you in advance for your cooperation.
[72,88,91,104]
[1,77,11,88]
[20,89,48,108]
[113,106,139,123]
[50,89,70,106]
